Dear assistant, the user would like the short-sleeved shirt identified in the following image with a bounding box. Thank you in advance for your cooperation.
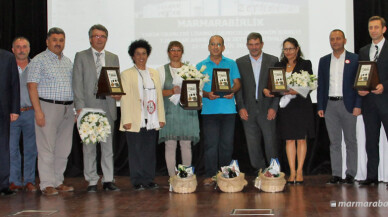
[196,55,240,115]
[27,49,73,101]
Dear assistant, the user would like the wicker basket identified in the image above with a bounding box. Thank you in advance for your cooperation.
[216,172,248,193]
[254,172,286,193]
[169,175,197,193]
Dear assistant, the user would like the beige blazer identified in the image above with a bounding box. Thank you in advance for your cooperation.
[119,66,165,132]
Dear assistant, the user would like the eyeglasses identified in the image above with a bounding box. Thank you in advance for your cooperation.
[210,43,223,47]
[283,47,296,52]
[169,49,182,52]
[91,35,107,39]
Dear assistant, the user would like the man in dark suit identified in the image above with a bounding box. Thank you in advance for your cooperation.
[358,16,388,186]
[317,29,361,185]
[235,32,279,171]
[73,24,120,192]
[0,49,20,196]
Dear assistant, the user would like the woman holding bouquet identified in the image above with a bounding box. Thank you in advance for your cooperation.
[120,39,165,190]
[265,37,315,184]
[157,41,200,177]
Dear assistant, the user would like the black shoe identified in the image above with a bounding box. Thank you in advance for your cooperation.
[87,185,97,193]
[103,182,120,191]
[134,184,145,191]
[286,180,295,184]
[344,175,355,184]
[0,188,16,196]
[327,176,343,184]
[145,182,159,189]
[359,179,379,186]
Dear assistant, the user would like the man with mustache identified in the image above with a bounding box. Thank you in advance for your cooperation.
[27,27,75,196]
[9,37,38,192]
[235,32,279,172]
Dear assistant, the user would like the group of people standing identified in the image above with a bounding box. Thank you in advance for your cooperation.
[1,14,388,196]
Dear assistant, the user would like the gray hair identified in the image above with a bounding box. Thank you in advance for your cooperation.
[88,24,108,38]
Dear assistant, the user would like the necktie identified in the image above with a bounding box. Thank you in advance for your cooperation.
[94,52,105,99]
[95,52,102,77]
[373,45,379,61]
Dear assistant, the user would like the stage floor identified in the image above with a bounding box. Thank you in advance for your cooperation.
[1,175,387,217]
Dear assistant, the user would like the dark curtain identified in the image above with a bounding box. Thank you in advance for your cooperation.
[354,0,388,53]
[1,0,386,178]
[0,0,47,57]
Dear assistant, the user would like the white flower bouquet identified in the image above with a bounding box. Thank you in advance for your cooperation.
[286,70,317,98]
[170,63,209,105]
[279,70,317,108]
[77,108,111,145]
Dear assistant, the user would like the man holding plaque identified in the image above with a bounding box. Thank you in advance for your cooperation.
[235,32,279,171]
[196,35,241,185]
[73,24,120,192]
[358,16,388,186]
[317,29,361,184]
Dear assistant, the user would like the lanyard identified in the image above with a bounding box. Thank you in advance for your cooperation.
[135,66,155,90]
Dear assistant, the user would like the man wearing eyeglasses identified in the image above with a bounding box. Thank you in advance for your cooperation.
[73,24,120,192]
[196,35,241,185]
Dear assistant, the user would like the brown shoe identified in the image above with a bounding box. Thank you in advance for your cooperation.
[9,183,23,192]
[42,187,58,196]
[25,183,37,192]
[203,177,215,186]
[56,184,74,192]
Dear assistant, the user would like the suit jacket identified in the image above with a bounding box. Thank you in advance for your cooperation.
[317,51,362,113]
[73,48,120,120]
[235,53,279,114]
[0,49,20,117]
[359,40,388,114]
[119,66,165,132]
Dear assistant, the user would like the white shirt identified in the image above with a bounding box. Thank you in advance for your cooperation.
[136,67,155,127]
[329,51,346,97]
[157,65,180,87]
[92,47,105,66]
[249,54,262,99]
[369,37,385,61]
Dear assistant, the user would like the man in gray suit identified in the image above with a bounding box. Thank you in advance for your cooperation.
[235,32,279,171]
[73,24,120,192]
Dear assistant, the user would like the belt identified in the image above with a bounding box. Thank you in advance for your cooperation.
[20,106,34,112]
[39,98,73,105]
[329,96,343,101]
[96,95,106,100]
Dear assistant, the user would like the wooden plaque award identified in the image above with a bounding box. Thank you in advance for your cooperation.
[96,67,126,96]
[211,68,232,97]
[354,61,379,90]
[267,67,287,95]
[180,80,201,110]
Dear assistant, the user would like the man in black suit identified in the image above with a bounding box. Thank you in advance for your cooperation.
[0,49,20,196]
[358,16,388,186]
[235,32,279,171]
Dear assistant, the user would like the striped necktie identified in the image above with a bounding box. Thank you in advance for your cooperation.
[95,52,102,77]
[373,45,379,61]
